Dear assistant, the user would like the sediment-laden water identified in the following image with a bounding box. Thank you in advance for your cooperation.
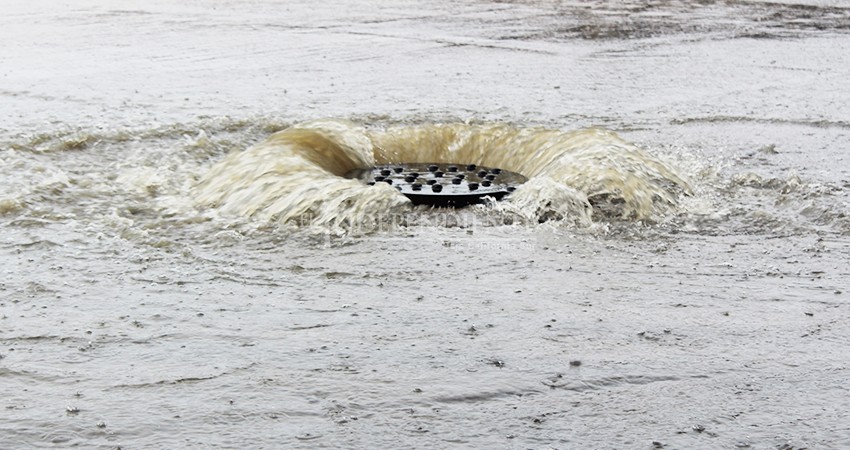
[195,120,691,230]
[2,1,850,449]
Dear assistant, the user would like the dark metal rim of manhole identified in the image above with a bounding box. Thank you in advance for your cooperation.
[345,162,527,207]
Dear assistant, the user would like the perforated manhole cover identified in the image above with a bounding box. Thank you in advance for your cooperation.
[346,163,527,207]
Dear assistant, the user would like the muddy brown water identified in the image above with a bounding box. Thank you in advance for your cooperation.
[2,1,850,449]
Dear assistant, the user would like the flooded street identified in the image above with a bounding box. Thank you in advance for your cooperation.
[2,1,850,448]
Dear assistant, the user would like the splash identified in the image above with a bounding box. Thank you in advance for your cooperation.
[195,119,691,231]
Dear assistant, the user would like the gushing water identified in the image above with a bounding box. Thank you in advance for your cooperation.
[195,120,692,231]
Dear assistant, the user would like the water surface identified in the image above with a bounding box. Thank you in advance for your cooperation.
[2,1,850,449]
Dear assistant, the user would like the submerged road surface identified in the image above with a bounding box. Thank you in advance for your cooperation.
[2,1,850,448]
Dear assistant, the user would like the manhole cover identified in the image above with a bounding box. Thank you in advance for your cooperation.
[346,163,527,207]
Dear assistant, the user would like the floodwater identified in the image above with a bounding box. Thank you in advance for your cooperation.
[2,1,850,449]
